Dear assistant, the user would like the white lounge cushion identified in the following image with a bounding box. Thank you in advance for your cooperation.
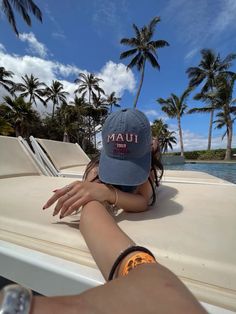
[0,174,235,310]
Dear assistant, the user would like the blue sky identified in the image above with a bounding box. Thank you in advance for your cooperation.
[0,0,236,151]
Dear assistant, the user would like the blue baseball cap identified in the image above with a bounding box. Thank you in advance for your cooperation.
[98,108,152,186]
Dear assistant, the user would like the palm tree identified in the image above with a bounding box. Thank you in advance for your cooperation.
[188,91,218,150]
[15,74,46,107]
[74,73,105,108]
[186,49,236,150]
[157,88,192,156]
[1,96,37,137]
[120,16,169,108]
[213,74,236,160]
[105,92,121,113]
[45,80,69,118]
[58,102,78,142]
[1,0,42,36]
[0,67,15,94]
[160,130,177,153]
[69,96,90,150]
[151,118,168,140]
[151,119,176,153]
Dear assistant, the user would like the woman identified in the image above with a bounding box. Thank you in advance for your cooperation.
[43,108,165,281]
[43,108,163,218]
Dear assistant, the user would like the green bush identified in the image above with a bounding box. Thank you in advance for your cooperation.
[164,148,236,160]
[184,151,200,159]
[197,149,225,160]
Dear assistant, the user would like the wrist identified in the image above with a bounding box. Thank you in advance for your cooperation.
[106,185,118,206]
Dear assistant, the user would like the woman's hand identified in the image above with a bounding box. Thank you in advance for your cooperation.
[42,181,113,218]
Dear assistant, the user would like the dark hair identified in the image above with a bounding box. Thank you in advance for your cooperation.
[83,147,164,206]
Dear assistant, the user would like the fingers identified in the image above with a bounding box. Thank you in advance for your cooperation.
[53,188,81,217]
[59,196,88,219]
[42,182,79,209]
[42,181,95,219]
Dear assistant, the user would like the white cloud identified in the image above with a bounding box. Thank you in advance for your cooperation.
[210,0,236,35]
[52,32,66,39]
[144,109,159,117]
[168,127,236,152]
[19,32,48,58]
[97,61,135,97]
[45,4,66,40]
[163,0,236,62]
[91,0,127,45]
[184,48,198,61]
[0,46,136,113]
[0,43,6,52]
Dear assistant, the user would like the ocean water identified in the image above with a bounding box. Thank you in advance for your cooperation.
[165,162,236,184]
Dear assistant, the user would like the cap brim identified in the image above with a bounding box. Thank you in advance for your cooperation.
[98,149,151,186]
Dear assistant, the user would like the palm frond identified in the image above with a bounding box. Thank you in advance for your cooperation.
[120,48,138,59]
[149,40,169,49]
[120,38,138,47]
[2,0,18,35]
[148,16,161,35]
[145,51,160,69]
[126,52,141,69]
[132,23,141,40]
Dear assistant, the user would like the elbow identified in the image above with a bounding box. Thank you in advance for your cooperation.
[123,199,149,213]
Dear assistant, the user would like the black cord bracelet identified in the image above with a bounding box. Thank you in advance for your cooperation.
[108,245,155,281]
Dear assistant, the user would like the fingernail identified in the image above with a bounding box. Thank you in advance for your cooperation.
[59,215,63,219]
[42,205,46,210]
[52,189,58,193]
[53,211,57,216]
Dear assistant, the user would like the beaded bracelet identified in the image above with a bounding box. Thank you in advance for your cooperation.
[108,245,156,281]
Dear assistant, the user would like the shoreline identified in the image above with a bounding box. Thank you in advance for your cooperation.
[185,160,236,164]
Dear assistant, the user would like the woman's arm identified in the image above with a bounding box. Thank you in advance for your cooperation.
[80,200,135,279]
[43,179,152,216]
[30,263,206,314]
[110,179,153,213]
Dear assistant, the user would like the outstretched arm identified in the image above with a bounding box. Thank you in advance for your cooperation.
[36,201,206,314]
[31,263,206,314]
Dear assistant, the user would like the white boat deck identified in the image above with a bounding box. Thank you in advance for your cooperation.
[0,137,235,313]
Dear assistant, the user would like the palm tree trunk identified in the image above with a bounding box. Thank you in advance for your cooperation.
[94,126,97,150]
[89,89,91,106]
[133,62,146,108]
[178,116,184,157]
[225,121,232,161]
[52,102,56,119]
[15,123,21,137]
[63,130,70,142]
[207,109,214,150]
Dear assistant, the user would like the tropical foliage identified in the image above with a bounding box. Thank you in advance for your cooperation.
[1,0,42,35]
[0,69,112,153]
[14,74,46,107]
[151,119,177,153]
[213,74,236,160]
[0,67,15,93]
[45,80,69,118]
[120,16,169,108]
[157,88,192,156]
[186,49,236,150]
[74,73,105,108]
[0,21,235,159]
[0,96,40,137]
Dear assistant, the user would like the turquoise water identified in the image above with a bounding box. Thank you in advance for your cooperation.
[165,162,236,184]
